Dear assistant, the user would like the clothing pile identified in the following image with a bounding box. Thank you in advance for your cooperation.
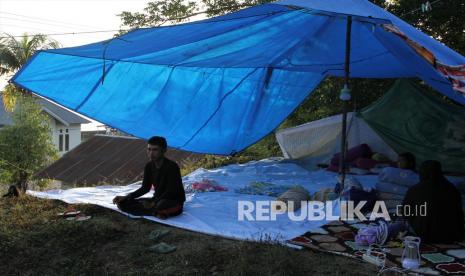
[184,179,228,193]
[271,185,311,212]
[235,181,294,197]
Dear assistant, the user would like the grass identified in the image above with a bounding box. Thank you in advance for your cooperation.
[0,194,381,275]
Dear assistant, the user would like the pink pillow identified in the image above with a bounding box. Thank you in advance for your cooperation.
[327,163,339,172]
[355,158,378,170]
[331,144,373,165]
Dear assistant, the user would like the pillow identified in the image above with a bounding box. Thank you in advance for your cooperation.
[378,167,419,187]
[327,163,339,172]
[355,158,378,170]
[272,186,311,212]
[331,144,373,165]
[311,187,338,202]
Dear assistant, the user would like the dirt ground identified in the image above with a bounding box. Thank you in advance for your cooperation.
[0,195,382,275]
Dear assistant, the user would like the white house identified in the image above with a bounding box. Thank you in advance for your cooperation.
[0,97,90,156]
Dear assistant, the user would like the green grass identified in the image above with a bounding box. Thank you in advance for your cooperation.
[0,195,381,275]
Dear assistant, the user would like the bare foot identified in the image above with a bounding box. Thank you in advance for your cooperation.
[155,213,168,220]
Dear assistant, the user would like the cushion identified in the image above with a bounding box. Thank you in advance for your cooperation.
[327,163,339,172]
[331,143,373,166]
[355,158,378,170]
[272,185,311,212]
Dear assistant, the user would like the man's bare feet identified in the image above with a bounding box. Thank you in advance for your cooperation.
[155,213,168,220]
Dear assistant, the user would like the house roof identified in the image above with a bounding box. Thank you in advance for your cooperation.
[0,96,90,126]
[35,135,205,185]
[38,98,90,125]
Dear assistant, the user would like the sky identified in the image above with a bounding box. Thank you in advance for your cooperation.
[0,0,159,130]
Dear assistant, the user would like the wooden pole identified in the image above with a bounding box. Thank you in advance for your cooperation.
[339,16,352,194]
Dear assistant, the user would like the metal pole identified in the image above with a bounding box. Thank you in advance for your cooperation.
[339,16,352,195]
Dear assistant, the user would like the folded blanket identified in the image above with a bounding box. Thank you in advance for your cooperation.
[377,191,405,201]
[235,181,293,197]
[378,167,419,187]
[376,181,409,195]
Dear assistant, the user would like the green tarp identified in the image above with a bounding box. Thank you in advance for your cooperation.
[359,79,465,173]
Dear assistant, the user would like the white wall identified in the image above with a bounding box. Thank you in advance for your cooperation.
[51,119,82,156]
[1,113,83,156]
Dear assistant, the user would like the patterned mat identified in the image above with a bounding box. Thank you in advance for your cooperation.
[288,220,465,275]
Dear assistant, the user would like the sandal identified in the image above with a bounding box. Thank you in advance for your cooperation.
[66,213,92,221]
[148,242,176,254]
[57,206,81,218]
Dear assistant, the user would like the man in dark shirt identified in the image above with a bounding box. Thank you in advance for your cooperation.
[402,160,464,243]
[113,136,185,219]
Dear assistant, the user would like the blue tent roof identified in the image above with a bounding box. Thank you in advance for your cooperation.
[12,0,465,154]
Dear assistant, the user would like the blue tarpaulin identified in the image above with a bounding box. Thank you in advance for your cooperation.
[12,0,465,154]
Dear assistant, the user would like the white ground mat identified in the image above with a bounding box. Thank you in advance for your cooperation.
[28,158,379,242]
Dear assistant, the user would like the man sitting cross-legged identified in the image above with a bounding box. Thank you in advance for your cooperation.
[113,136,185,219]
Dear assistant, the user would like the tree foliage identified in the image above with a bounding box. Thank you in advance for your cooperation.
[118,0,270,30]
[0,33,60,111]
[0,33,60,192]
[0,95,58,192]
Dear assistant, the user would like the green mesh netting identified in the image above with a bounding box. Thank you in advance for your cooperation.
[359,79,465,173]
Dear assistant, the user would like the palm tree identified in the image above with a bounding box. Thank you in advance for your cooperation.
[0,33,60,111]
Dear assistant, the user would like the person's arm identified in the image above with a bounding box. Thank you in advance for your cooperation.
[127,163,152,199]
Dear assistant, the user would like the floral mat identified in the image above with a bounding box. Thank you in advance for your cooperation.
[288,220,465,275]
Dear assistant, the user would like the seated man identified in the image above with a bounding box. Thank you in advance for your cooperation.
[361,160,464,245]
[401,160,464,243]
[113,136,185,219]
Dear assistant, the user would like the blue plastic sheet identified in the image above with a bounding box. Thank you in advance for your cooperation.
[12,1,465,154]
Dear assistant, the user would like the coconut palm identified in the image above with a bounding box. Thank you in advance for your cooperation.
[0,33,60,111]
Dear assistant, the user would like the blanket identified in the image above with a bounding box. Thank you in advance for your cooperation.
[289,220,465,275]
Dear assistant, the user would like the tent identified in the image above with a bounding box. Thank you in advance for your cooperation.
[11,0,465,155]
[277,79,465,173]
[275,111,398,168]
[360,80,465,173]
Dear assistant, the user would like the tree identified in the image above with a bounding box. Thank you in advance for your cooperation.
[0,95,58,193]
[118,0,270,31]
[0,33,60,111]
[0,33,60,193]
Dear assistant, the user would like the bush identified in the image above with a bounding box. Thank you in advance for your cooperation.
[0,94,58,192]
